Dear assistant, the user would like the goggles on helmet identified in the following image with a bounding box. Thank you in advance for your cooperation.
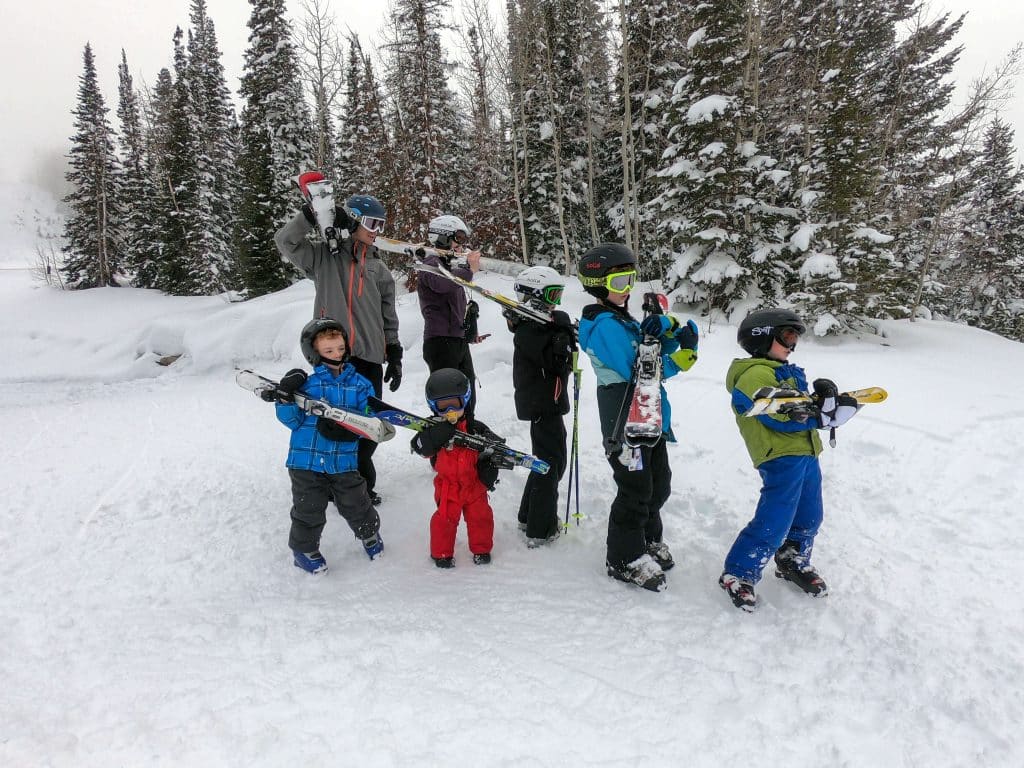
[428,393,468,415]
[775,326,802,350]
[359,216,386,233]
[541,285,564,305]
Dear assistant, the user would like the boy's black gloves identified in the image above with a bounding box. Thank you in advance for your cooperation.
[476,453,500,491]
[263,368,307,403]
[384,343,403,392]
[316,418,358,442]
[411,420,456,457]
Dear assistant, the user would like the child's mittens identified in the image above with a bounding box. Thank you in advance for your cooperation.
[316,418,358,442]
[411,421,456,456]
[271,368,308,403]
[476,453,500,491]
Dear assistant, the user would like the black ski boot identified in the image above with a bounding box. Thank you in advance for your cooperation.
[472,553,492,565]
[433,556,455,569]
[719,572,756,611]
[646,540,675,571]
[774,541,828,597]
[606,554,666,592]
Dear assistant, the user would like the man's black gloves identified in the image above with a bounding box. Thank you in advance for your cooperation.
[316,418,358,442]
[333,206,354,234]
[476,453,500,491]
[463,300,481,343]
[411,420,456,457]
[383,343,403,391]
[261,368,307,403]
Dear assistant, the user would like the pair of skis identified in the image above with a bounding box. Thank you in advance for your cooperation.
[742,386,888,417]
[237,370,549,475]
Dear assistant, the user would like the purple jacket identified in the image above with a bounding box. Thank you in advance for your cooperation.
[416,253,474,340]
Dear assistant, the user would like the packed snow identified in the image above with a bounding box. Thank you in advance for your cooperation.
[2,198,1023,767]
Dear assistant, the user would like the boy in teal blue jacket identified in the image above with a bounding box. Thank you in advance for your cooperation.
[266,318,383,574]
[576,243,698,592]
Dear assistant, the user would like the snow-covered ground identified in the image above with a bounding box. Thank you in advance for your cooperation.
[2,212,1023,766]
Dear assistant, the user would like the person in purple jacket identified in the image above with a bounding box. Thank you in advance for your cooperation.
[415,214,484,424]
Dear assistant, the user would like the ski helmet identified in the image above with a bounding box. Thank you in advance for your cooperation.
[300,317,350,366]
[344,194,387,233]
[514,265,566,308]
[424,368,472,417]
[427,214,471,249]
[736,308,806,357]
[578,243,637,298]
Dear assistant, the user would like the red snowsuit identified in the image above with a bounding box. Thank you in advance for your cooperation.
[429,420,494,559]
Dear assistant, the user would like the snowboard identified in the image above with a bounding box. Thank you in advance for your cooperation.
[368,396,550,475]
[742,386,888,417]
[236,369,394,443]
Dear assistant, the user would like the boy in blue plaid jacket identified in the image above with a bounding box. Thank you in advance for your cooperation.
[266,318,383,574]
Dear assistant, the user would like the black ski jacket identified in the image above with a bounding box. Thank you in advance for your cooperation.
[508,310,575,420]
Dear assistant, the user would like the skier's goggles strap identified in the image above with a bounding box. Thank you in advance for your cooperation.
[542,286,564,304]
[604,269,637,294]
[429,395,466,414]
[359,216,386,233]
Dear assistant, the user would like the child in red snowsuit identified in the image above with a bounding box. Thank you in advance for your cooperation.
[410,368,501,567]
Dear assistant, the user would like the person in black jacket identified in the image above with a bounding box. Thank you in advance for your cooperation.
[503,266,576,546]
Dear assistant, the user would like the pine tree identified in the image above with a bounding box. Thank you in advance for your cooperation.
[382,0,465,239]
[237,0,315,297]
[948,118,1024,339]
[62,43,123,289]
[115,49,159,287]
[654,0,752,305]
[185,0,241,293]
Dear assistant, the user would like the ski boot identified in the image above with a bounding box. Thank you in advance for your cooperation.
[646,540,675,571]
[472,553,492,565]
[526,529,560,548]
[719,572,756,611]
[368,490,383,506]
[774,542,828,597]
[606,554,666,592]
[363,533,384,560]
[293,549,328,574]
[432,556,455,569]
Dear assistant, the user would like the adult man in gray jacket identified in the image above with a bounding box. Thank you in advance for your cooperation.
[275,193,402,505]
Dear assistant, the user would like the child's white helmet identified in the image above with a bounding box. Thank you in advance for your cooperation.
[514,265,566,307]
[427,214,471,247]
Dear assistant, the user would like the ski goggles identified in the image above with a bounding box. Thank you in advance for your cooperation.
[593,269,637,294]
[541,285,564,304]
[428,393,469,415]
[358,216,386,233]
[775,326,802,350]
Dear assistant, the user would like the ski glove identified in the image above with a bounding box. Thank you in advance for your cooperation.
[383,344,403,391]
[463,300,481,343]
[675,319,699,351]
[476,453,500,491]
[641,314,678,339]
[272,369,308,404]
[316,417,358,442]
[411,420,456,457]
[818,394,860,428]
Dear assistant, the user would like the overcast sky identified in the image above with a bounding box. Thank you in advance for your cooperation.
[1,0,1021,194]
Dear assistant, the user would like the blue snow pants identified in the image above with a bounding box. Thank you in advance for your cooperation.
[724,454,823,583]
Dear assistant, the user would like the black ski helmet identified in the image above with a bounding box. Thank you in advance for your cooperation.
[300,317,349,366]
[424,368,472,413]
[578,243,636,298]
[737,308,806,357]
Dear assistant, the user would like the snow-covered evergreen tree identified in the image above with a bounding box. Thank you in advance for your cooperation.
[653,0,752,304]
[948,118,1024,339]
[184,0,241,293]
[382,0,465,239]
[62,43,123,289]
[237,0,314,297]
[115,49,159,288]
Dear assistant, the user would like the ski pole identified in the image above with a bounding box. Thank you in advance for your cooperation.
[564,351,583,529]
